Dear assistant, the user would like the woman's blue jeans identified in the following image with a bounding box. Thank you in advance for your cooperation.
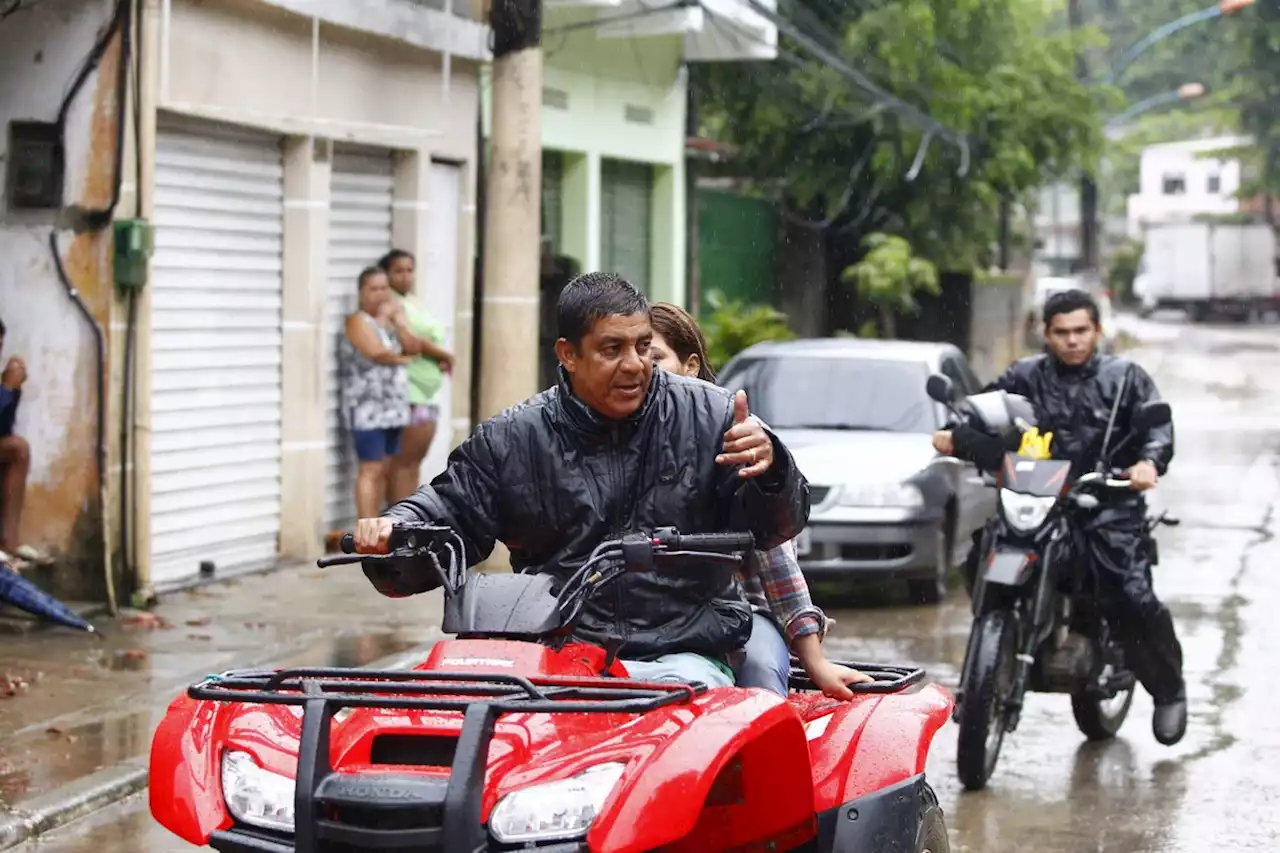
[738,612,792,695]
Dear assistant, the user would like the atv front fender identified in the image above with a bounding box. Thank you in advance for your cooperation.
[811,684,952,811]
[589,689,815,853]
[149,694,233,845]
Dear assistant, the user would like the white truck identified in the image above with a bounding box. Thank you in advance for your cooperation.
[1133,222,1279,322]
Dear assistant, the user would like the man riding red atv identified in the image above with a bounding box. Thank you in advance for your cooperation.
[148,273,954,852]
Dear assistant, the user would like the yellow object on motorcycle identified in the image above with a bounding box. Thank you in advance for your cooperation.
[1017,427,1054,460]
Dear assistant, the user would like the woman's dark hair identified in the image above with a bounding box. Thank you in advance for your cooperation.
[651,302,716,383]
[1043,288,1100,327]
[377,249,414,272]
[356,266,385,289]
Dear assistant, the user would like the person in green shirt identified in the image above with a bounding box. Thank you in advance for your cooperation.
[378,249,455,503]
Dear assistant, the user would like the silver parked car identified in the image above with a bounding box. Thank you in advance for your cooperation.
[719,338,998,603]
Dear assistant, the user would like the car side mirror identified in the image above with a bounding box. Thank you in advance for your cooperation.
[1133,400,1172,432]
[926,373,955,404]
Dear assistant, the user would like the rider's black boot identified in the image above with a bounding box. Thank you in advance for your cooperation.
[1153,696,1187,746]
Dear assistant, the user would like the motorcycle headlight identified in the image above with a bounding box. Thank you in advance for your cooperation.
[221,751,295,832]
[1000,490,1056,533]
[488,762,626,844]
[837,482,924,509]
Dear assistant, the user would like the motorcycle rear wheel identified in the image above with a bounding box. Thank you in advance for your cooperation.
[956,610,1016,792]
[1070,666,1134,741]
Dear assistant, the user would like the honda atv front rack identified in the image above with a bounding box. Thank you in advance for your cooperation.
[189,668,704,853]
[787,660,926,694]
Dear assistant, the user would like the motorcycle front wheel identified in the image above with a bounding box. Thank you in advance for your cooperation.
[1070,663,1134,740]
[956,609,1017,792]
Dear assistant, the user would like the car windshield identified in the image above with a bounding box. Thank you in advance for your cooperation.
[720,355,936,434]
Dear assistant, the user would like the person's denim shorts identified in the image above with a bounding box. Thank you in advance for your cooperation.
[352,427,403,462]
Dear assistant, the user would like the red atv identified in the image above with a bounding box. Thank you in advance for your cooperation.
[149,525,954,853]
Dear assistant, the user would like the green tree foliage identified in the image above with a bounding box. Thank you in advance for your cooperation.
[696,0,1105,271]
[1229,2,1280,192]
[701,290,797,369]
[839,233,939,338]
[1086,0,1252,207]
[1107,238,1144,304]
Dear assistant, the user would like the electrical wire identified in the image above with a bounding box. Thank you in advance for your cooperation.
[44,0,133,614]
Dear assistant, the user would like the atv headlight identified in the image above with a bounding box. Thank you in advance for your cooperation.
[488,762,626,844]
[1000,490,1056,533]
[221,751,295,832]
[838,482,924,508]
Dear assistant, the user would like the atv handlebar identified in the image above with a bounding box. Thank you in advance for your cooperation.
[317,523,757,618]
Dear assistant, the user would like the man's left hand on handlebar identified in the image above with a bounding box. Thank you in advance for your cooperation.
[1126,460,1159,491]
[355,517,395,553]
[716,390,775,478]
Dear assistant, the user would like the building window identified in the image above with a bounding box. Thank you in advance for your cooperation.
[1162,173,1186,195]
[1207,174,1221,194]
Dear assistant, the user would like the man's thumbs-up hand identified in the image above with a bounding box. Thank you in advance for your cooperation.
[716,389,774,478]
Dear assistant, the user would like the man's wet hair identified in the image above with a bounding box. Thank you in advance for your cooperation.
[1043,288,1100,327]
[557,271,649,344]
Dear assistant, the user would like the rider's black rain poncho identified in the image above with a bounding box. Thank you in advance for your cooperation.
[959,352,1185,704]
[365,367,811,661]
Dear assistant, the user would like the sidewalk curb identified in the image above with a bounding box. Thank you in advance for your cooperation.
[0,646,426,849]
[0,758,148,850]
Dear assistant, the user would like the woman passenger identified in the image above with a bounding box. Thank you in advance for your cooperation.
[648,303,870,699]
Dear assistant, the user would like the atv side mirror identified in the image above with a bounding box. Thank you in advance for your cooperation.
[926,374,954,404]
[1133,400,1172,432]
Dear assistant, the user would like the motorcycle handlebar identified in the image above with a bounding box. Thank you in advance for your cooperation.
[652,530,756,553]
[1075,472,1135,491]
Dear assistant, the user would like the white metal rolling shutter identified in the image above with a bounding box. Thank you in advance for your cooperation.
[419,161,462,484]
[325,147,395,530]
[150,120,285,591]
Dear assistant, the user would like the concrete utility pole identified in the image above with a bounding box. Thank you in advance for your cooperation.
[1069,0,1099,275]
[479,0,543,419]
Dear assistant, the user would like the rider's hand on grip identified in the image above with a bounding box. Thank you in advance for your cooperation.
[355,517,395,554]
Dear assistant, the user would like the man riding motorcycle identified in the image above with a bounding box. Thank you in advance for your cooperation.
[354,271,830,691]
[933,288,1187,746]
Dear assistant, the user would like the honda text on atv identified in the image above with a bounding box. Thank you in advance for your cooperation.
[925,373,1176,791]
[149,525,955,853]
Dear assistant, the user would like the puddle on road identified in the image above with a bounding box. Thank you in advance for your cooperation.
[0,629,431,809]
[326,631,421,669]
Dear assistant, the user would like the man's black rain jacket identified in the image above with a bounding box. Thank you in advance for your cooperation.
[977,353,1173,478]
[366,368,811,660]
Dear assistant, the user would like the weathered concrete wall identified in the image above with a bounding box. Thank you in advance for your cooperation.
[0,0,121,596]
[969,278,1026,385]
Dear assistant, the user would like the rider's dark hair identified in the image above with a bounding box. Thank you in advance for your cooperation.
[557,271,650,344]
[377,249,414,272]
[356,266,385,290]
[651,302,716,382]
[0,317,5,337]
[1043,288,1100,327]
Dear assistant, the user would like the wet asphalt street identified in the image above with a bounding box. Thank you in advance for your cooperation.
[14,314,1280,851]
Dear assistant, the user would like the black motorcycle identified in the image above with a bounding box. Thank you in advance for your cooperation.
[925,373,1178,792]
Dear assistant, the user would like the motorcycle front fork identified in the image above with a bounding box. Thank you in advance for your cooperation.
[953,556,1061,732]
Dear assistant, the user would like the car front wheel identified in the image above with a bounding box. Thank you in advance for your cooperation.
[907,523,951,605]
